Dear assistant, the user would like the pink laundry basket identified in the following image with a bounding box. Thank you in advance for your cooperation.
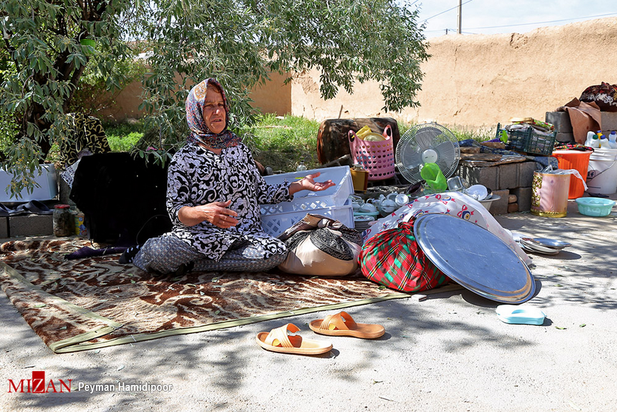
[348,125,395,181]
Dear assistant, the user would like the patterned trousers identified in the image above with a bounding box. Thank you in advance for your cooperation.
[133,233,287,274]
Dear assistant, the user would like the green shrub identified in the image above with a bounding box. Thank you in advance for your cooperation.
[94,116,493,173]
[103,120,144,152]
[0,109,19,155]
[240,114,321,172]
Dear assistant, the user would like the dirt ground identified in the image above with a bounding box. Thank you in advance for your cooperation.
[1,195,616,412]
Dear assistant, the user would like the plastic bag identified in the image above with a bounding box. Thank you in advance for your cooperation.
[542,165,588,191]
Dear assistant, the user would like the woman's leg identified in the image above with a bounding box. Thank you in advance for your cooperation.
[192,241,287,272]
[132,233,204,274]
[133,234,287,274]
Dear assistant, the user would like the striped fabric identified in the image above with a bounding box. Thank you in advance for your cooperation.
[359,220,449,292]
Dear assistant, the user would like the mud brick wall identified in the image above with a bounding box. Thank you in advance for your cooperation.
[458,161,537,214]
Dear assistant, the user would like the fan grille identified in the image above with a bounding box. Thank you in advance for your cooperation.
[395,123,460,184]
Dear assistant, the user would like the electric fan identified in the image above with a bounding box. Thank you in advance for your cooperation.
[395,123,460,184]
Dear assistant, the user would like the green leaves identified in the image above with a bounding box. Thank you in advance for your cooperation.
[1,0,427,197]
[0,0,135,197]
[130,0,427,157]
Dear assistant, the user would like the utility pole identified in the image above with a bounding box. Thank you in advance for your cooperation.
[457,0,462,34]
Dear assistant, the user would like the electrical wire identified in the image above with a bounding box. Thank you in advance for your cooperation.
[465,12,617,30]
[423,10,617,34]
[423,0,474,22]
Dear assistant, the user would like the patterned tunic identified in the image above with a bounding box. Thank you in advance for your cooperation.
[166,141,293,261]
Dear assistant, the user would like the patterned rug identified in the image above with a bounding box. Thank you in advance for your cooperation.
[0,238,409,353]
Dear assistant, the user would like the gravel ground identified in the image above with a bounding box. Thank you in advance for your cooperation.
[1,195,616,412]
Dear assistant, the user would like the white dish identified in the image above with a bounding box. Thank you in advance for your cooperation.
[354,215,375,222]
[466,184,489,201]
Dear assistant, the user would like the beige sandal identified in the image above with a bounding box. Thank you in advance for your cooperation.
[256,323,332,355]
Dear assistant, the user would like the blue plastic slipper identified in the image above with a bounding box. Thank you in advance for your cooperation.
[0,203,15,217]
[13,200,53,215]
[496,305,546,325]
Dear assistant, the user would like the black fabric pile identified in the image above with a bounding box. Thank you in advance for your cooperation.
[69,152,172,246]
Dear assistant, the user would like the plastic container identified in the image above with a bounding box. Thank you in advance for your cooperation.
[609,131,617,149]
[586,148,617,195]
[496,123,557,156]
[75,211,87,237]
[53,204,74,237]
[496,305,546,325]
[551,150,592,198]
[575,197,616,217]
[348,126,395,181]
[599,136,612,149]
[585,131,596,146]
[350,165,369,192]
[261,199,354,238]
[590,136,600,148]
[261,166,354,215]
[530,171,570,217]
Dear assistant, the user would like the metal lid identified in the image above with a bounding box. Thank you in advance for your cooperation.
[413,213,536,304]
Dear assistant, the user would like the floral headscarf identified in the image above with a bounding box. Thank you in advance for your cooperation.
[186,78,241,149]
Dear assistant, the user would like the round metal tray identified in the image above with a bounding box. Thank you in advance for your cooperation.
[413,213,536,303]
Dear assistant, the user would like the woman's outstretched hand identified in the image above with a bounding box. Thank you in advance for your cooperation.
[178,199,239,228]
[289,172,335,195]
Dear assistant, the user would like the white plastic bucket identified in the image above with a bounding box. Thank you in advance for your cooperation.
[586,148,617,195]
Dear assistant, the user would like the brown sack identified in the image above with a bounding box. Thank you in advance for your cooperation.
[561,98,602,144]
[316,118,400,165]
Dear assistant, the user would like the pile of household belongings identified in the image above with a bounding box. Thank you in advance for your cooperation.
[357,191,533,297]
[503,117,555,138]
[457,120,558,171]
[556,82,617,144]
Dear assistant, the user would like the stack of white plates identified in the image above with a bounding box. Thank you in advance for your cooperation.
[518,237,571,255]
[353,215,374,232]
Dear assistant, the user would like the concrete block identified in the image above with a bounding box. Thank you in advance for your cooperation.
[458,163,499,191]
[518,161,537,188]
[507,203,519,213]
[498,163,519,190]
[0,217,8,238]
[511,187,532,212]
[555,132,575,143]
[491,189,510,215]
[601,112,617,132]
[9,215,53,237]
[546,111,572,133]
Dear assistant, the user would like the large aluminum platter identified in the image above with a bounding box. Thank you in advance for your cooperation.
[414,213,536,303]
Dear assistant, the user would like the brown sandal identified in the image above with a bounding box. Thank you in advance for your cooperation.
[309,311,385,339]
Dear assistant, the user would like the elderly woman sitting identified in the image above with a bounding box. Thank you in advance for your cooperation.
[121,78,334,275]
